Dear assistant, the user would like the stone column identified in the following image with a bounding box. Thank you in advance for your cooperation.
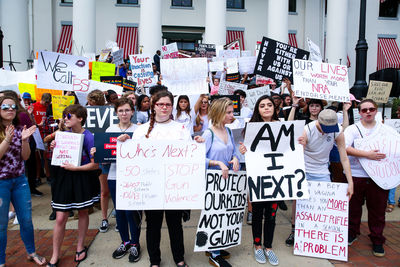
[139,0,162,55]
[204,0,226,46]
[267,0,288,43]
[73,0,96,55]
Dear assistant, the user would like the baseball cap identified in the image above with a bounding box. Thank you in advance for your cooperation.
[349,93,360,102]
[22,92,31,99]
[318,109,339,133]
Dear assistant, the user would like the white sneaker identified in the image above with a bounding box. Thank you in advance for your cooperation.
[13,216,19,225]
[8,211,16,220]
[254,247,266,264]
[265,249,279,266]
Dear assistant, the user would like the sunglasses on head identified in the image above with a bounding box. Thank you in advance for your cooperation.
[64,113,72,119]
[1,104,17,111]
[360,107,377,113]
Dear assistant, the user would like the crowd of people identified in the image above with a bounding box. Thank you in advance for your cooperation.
[1,51,399,267]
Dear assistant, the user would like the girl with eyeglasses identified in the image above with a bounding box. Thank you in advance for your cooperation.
[0,96,45,267]
[194,94,210,133]
[47,104,100,266]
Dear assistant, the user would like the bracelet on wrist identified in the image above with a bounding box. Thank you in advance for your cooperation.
[292,104,299,108]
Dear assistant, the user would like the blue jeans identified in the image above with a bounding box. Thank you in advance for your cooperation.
[388,187,399,205]
[306,172,331,182]
[0,175,35,264]
[108,180,140,245]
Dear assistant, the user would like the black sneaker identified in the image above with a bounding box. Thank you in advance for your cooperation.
[31,189,43,197]
[128,244,141,262]
[348,235,358,245]
[209,255,232,267]
[49,210,56,221]
[205,250,230,259]
[112,242,132,259]
[285,231,294,246]
[372,244,385,257]
[278,201,288,211]
[99,219,109,233]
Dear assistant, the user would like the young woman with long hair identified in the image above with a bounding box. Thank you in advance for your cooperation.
[193,94,210,132]
[136,95,151,124]
[173,95,195,135]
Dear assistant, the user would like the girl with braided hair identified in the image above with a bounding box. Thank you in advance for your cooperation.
[118,90,204,267]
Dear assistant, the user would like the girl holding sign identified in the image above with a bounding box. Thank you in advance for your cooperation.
[202,97,240,267]
[239,95,280,265]
[0,96,46,267]
[173,95,196,135]
[48,104,100,266]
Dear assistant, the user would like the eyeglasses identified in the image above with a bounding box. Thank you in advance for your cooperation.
[360,107,377,113]
[1,104,17,111]
[201,101,208,104]
[117,109,133,114]
[127,72,132,75]
[64,113,72,119]
[155,103,172,108]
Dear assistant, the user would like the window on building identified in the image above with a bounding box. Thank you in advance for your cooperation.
[379,0,398,18]
[289,0,296,13]
[172,0,192,7]
[61,0,73,3]
[117,0,139,4]
[227,0,244,9]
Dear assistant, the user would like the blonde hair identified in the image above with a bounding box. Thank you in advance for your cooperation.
[195,94,209,126]
[208,97,233,128]
[87,89,105,106]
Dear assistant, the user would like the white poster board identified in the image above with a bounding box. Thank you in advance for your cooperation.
[161,58,209,95]
[218,80,248,95]
[385,119,400,134]
[32,128,45,150]
[36,51,89,92]
[0,69,36,86]
[112,49,124,66]
[129,54,157,87]
[307,38,322,62]
[194,170,247,251]
[293,59,350,102]
[244,86,270,110]
[116,139,206,210]
[238,56,257,74]
[218,49,241,59]
[294,181,349,261]
[244,121,308,201]
[51,132,84,167]
[161,43,179,59]
[226,58,238,74]
[209,61,225,72]
[354,124,400,190]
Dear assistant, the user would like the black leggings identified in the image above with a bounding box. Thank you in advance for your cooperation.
[26,140,37,192]
[251,201,278,248]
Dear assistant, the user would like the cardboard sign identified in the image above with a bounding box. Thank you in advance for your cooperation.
[36,51,89,92]
[293,59,350,102]
[254,37,309,82]
[52,95,75,120]
[244,121,308,201]
[116,139,206,210]
[112,49,124,66]
[354,124,400,190]
[218,80,248,95]
[238,56,257,74]
[123,79,136,91]
[84,106,119,133]
[129,54,157,87]
[241,50,252,57]
[294,181,349,261]
[307,38,322,62]
[366,80,393,103]
[91,62,116,82]
[32,128,45,150]
[94,132,133,162]
[99,49,112,62]
[0,69,36,86]
[256,74,274,86]
[51,132,84,167]
[35,88,63,101]
[100,76,123,87]
[18,83,37,101]
[244,86,271,110]
[161,43,179,59]
[219,49,241,59]
[226,58,239,74]
[385,119,400,134]
[209,61,225,72]
[89,80,123,96]
[195,43,216,58]
[210,95,241,116]
[194,170,247,251]
[161,58,209,95]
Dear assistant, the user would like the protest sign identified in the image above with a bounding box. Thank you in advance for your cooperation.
[307,38,322,62]
[99,49,112,62]
[226,58,238,74]
[100,76,123,87]
[194,170,247,252]
[385,119,400,134]
[91,62,116,82]
[116,139,206,210]
[123,79,136,91]
[84,106,119,133]
[218,80,248,95]
[195,43,216,58]
[52,95,75,120]
[161,58,209,95]
[94,132,133,163]
[225,40,240,50]
[293,59,350,102]
[238,56,257,74]
[210,95,241,116]
[209,61,225,72]
[83,53,96,62]
[219,49,241,59]
[241,50,252,57]
[35,88,62,102]
[112,49,124,66]
[226,73,240,83]
[232,128,245,163]
[161,43,179,59]
[32,128,45,150]
[51,132,84,167]
[244,121,308,201]
[129,54,157,87]
[254,37,309,82]
[256,74,274,86]
[89,80,123,96]
[244,86,270,110]
[36,51,89,92]
[19,83,37,100]
[366,80,392,103]
[354,124,400,190]
[294,181,349,261]
[0,69,36,86]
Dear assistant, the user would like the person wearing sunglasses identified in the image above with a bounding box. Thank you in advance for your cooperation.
[48,104,100,266]
[194,94,210,133]
[344,99,388,257]
[0,96,46,267]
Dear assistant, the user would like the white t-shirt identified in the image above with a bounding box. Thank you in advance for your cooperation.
[132,120,192,141]
[304,120,342,175]
[344,121,380,178]
[106,123,138,180]
[173,109,196,135]
[226,118,242,129]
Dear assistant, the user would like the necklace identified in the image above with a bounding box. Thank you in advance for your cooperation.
[155,118,170,123]
[119,122,132,132]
